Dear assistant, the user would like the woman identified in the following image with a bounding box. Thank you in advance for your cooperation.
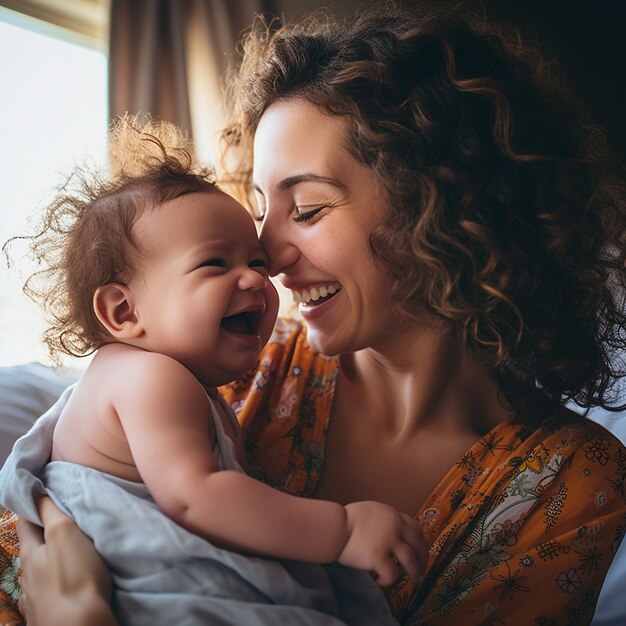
[8,4,626,625]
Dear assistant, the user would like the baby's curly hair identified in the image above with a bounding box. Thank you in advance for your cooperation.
[4,115,216,365]
[222,4,626,421]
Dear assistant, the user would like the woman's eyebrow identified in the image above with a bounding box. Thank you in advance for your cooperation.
[254,173,347,194]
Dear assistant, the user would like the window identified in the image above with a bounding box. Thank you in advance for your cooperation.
[0,7,108,366]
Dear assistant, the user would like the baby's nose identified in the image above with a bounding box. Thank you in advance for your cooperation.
[239,268,267,292]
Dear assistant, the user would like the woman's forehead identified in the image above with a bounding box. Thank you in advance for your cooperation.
[253,99,353,188]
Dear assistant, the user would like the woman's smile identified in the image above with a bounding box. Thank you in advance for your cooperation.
[294,284,344,322]
[289,281,342,306]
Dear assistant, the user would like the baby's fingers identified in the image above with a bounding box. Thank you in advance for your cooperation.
[392,543,424,583]
[403,533,428,573]
[373,556,402,587]
[400,524,428,569]
[400,512,421,531]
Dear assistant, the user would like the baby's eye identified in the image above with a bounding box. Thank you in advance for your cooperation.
[249,258,269,270]
[198,258,226,268]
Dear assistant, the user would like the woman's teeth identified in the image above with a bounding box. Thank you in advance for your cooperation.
[292,282,342,305]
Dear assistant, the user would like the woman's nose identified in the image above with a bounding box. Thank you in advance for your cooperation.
[238,267,267,292]
[259,216,299,276]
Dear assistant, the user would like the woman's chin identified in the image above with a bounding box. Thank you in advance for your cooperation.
[305,328,346,357]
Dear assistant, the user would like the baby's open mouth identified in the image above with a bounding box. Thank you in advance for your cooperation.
[220,311,262,335]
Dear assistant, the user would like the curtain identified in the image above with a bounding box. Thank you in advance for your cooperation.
[108,0,277,162]
[0,0,108,47]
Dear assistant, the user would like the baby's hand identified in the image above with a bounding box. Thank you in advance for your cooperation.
[338,501,427,587]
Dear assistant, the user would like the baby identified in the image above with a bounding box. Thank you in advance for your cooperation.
[0,117,425,625]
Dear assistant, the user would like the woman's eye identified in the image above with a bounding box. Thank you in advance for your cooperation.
[293,206,326,223]
[198,258,226,268]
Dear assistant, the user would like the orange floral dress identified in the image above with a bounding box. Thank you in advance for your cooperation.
[221,319,626,626]
[1,317,625,626]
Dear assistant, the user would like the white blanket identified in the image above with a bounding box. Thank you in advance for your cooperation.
[0,386,397,626]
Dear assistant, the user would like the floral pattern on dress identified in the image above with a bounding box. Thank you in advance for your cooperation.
[0,510,22,625]
[221,318,626,626]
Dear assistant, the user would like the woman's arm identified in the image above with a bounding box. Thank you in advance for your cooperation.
[16,497,117,626]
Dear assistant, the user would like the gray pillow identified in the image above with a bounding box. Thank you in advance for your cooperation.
[0,362,81,467]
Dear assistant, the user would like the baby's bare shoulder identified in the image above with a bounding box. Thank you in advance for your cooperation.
[92,345,204,403]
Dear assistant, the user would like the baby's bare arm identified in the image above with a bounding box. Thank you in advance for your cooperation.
[115,353,349,562]
[117,353,427,577]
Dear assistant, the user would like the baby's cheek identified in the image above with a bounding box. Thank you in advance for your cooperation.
[267,282,280,319]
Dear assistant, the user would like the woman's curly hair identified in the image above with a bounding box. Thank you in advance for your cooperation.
[222,4,626,421]
[4,115,216,365]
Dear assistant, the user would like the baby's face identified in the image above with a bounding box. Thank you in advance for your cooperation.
[129,189,279,387]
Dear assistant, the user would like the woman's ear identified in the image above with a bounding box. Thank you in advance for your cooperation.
[93,284,143,340]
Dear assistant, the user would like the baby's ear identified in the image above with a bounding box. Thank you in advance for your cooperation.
[93,283,143,340]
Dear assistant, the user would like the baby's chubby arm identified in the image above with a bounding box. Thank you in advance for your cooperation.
[116,354,427,584]
[115,354,348,562]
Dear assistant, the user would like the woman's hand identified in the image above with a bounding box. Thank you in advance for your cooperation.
[338,501,428,587]
[16,496,117,626]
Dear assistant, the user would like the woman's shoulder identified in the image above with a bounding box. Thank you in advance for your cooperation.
[506,407,626,507]
[541,405,626,463]
[395,407,626,624]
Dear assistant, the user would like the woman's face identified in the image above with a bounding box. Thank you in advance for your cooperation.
[253,98,400,356]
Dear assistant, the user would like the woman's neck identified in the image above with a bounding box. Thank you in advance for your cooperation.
[340,319,512,439]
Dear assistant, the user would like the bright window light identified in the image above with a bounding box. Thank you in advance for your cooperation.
[0,12,108,367]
